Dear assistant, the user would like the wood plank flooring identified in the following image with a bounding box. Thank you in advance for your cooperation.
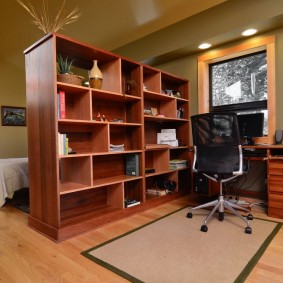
[0,196,282,282]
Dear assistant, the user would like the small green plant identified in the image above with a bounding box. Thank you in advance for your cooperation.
[57,55,74,74]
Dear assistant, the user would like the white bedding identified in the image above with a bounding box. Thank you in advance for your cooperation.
[0,158,29,207]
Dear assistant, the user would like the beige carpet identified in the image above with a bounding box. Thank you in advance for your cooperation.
[82,207,281,283]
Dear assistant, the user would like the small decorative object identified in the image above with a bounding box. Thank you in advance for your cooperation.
[57,55,84,86]
[164,89,174,97]
[1,106,26,126]
[124,80,137,94]
[172,90,181,98]
[17,0,81,34]
[151,107,158,116]
[89,60,103,89]
[110,119,123,123]
[144,109,152,115]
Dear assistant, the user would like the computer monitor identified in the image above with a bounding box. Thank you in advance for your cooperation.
[237,113,264,145]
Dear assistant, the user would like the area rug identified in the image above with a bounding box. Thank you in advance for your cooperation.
[82,207,281,283]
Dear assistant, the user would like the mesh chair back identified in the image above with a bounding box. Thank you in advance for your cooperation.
[191,113,241,175]
[191,112,240,146]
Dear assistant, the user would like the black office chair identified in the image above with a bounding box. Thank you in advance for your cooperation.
[187,112,253,234]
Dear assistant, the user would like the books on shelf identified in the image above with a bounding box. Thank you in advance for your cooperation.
[125,199,140,208]
[125,154,139,176]
[147,188,167,196]
[169,159,188,169]
[57,91,66,119]
[58,133,68,155]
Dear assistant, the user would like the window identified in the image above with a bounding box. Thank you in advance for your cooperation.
[197,35,275,144]
[209,51,268,134]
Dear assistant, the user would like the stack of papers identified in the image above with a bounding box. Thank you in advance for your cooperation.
[169,159,188,169]
[110,144,125,151]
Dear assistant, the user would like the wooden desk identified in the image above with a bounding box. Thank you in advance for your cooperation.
[241,144,283,218]
[191,144,283,219]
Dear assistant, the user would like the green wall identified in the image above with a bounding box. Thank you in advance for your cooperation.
[155,28,283,134]
[0,60,27,158]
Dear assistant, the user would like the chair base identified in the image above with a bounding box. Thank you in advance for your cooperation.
[187,194,252,234]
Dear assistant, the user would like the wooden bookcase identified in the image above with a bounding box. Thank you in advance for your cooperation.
[24,33,190,241]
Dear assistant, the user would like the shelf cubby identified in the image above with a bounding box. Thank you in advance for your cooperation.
[145,148,169,173]
[58,122,109,154]
[145,171,178,200]
[59,156,92,194]
[170,147,190,161]
[92,154,142,187]
[110,124,142,151]
[177,170,190,194]
[60,183,124,225]
[121,59,142,97]
[144,120,189,147]
[92,92,142,123]
[57,87,91,121]
[124,179,143,207]
[143,66,161,93]
[161,73,189,100]
[144,95,176,118]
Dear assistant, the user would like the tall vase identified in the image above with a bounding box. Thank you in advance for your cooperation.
[89,60,103,89]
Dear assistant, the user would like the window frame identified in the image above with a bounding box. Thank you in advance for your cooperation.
[197,35,275,145]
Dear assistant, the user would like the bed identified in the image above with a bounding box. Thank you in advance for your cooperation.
[0,158,29,207]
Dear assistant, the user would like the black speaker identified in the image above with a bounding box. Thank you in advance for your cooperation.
[275,130,283,144]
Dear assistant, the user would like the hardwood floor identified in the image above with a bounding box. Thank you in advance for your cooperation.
[0,196,283,282]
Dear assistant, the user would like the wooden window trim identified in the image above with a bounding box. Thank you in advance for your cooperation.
[198,35,275,145]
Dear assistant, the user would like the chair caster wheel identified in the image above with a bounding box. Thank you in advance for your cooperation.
[187,212,193,218]
[200,225,208,232]
[247,214,253,220]
[219,212,224,221]
[245,226,252,234]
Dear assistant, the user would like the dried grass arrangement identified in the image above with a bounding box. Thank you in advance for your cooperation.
[17,0,81,34]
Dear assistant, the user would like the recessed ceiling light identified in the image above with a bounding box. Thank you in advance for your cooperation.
[241,29,257,36]
[198,43,212,49]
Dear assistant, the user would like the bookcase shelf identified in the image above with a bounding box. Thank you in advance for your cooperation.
[24,33,190,241]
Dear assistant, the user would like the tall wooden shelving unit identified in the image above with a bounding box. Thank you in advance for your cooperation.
[24,33,190,241]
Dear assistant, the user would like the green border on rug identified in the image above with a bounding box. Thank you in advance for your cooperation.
[81,206,188,283]
[81,207,282,283]
[235,221,282,282]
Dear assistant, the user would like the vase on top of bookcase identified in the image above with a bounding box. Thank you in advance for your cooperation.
[89,60,103,89]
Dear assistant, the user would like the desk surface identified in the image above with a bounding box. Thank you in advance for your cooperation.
[243,144,283,148]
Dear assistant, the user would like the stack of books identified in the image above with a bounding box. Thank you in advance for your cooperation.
[110,144,125,151]
[169,159,188,170]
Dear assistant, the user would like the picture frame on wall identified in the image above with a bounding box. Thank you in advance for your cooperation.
[1,106,26,126]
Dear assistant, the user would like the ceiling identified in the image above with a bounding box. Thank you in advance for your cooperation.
[1,0,283,70]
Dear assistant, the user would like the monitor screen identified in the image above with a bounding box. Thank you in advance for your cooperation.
[237,113,264,145]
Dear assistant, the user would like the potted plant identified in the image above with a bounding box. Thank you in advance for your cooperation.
[57,55,84,86]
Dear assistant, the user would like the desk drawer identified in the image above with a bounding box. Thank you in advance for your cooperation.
[269,176,283,193]
[268,194,283,218]
[268,160,283,176]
